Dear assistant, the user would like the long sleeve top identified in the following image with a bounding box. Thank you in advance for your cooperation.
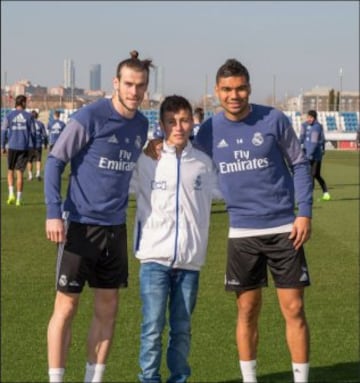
[44,98,148,225]
[29,119,48,149]
[299,120,325,161]
[1,109,35,150]
[195,104,313,229]
[47,118,66,146]
[130,140,221,271]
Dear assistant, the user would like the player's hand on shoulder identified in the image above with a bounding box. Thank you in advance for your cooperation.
[144,138,163,160]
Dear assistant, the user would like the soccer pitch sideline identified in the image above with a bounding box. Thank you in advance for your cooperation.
[1,150,359,382]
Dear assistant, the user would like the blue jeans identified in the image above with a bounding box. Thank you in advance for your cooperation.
[138,262,200,383]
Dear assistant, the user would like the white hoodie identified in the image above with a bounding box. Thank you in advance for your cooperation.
[130,140,222,271]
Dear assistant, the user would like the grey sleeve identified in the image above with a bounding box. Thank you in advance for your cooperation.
[279,124,307,167]
[50,119,90,162]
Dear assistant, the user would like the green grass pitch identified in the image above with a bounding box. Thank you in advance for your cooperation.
[1,150,359,382]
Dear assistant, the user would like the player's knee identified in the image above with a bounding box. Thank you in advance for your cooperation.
[94,294,119,321]
[237,301,261,322]
[53,292,80,320]
[52,303,78,325]
[281,299,305,320]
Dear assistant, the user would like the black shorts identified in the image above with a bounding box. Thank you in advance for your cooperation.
[225,233,310,291]
[28,148,42,162]
[310,159,322,177]
[56,221,128,293]
[7,149,29,171]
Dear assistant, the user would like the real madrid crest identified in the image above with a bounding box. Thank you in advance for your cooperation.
[252,132,264,146]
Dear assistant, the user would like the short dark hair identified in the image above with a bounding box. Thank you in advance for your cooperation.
[54,110,61,118]
[216,59,250,84]
[159,95,193,123]
[15,95,27,108]
[116,50,153,85]
[307,110,317,119]
[31,110,39,119]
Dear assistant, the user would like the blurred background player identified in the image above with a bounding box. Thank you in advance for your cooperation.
[300,110,331,201]
[47,110,66,151]
[189,106,204,142]
[1,94,35,206]
[27,110,48,181]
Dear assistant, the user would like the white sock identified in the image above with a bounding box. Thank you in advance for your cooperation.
[36,170,41,177]
[28,172,33,180]
[48,367,65,383]
[9,186,14,196]
[16,191,22,201]
[292,362,309,383]
[84,362,106,383]
[239,360,257,383]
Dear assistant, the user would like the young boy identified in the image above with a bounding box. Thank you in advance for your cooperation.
[130,95,221,383]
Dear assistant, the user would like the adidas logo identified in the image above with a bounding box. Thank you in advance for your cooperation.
[217,139,229,148]
[14,114,26,123]
[108,134,119,144]
[299,272,308,282]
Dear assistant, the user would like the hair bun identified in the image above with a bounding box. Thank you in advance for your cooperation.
[130,50,139,59]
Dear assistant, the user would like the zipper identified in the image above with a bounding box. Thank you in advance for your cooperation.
[171,156,181,266]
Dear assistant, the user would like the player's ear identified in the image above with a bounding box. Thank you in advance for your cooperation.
[113,77,119,90]
[214,84,220,98]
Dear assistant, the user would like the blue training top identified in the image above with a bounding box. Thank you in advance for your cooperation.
[45,98,149,225]
[1,109,35,150]
[195,104,313,229]
[30,119,48,149]
[299,121,325,161]
[47,118,66,146]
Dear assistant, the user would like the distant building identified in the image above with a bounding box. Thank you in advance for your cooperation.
[338,91,360,113]
[9,82,26,96]
[8,80,47,98]
[89,64,101,91]
[64,58,75,89]
[302,86,334,112]
[283,87,360,114]
[153,65,164,101]
[306,88,359,113]
[85,89,105,97]
[48,86,65,97]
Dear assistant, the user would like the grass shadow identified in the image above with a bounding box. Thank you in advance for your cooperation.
[218,361,359,383]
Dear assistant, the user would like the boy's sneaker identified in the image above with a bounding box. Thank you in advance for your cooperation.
[6,195,16,205]
[15,199,23,207]
[36,175,42,181]
[321,192,331,201]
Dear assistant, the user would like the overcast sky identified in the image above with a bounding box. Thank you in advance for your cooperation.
[1,1,359,104]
